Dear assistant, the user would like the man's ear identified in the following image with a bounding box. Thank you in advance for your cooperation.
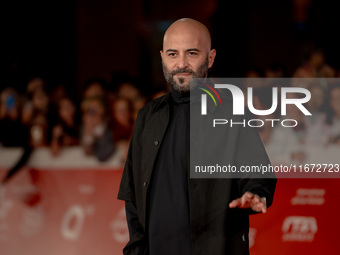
[160,50,163,59]
[208,49,216,68]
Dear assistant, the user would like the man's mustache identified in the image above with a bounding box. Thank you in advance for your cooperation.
[171,68,194,75]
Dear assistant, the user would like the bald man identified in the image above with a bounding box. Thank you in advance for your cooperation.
[118,18,276,255]
[160,18,216,93]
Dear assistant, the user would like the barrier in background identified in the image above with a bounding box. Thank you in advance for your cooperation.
[0,147,339,254]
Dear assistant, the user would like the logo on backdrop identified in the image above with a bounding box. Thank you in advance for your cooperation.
[110,207,129,243]
[282,216,318,242]
[249,228,257,248]
[291,188,325,205]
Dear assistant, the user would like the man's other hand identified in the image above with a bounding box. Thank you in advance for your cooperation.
[229,191,267,213]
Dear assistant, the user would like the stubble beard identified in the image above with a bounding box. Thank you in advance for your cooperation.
[162,57,209,93]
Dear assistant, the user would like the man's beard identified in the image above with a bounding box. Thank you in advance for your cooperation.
[162,57,209,93]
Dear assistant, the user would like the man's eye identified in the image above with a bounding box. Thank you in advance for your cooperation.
[188,51,197,56]
[168,53,176,57]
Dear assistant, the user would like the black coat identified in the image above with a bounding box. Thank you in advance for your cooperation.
[118,92,276,255]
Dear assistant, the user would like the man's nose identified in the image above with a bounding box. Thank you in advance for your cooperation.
[176,55,189,69]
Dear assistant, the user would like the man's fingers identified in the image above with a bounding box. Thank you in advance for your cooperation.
[229,192,268,213]
[229,198,241,208]
[230,192,254,208]
[251,197,267,213]
[252,202,267,213]
[260,197,267,213]
[243,191,254,200]
[240,192,254,207]
[252,194,261,204]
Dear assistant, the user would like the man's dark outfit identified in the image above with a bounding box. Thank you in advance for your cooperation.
[147,90,191,254]
[118,90,276,255]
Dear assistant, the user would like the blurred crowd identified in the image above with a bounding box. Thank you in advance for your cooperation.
[0,50,340,166]
[0,75,168,163]
[244,50,340,164]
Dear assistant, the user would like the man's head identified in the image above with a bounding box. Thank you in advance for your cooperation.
[160,18,216,93]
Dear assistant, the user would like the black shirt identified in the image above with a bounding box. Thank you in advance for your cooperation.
[147,89,191,255]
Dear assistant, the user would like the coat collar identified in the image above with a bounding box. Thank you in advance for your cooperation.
[153,93,171,113]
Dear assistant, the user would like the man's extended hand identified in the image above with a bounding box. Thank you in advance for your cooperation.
[229,191,267,213]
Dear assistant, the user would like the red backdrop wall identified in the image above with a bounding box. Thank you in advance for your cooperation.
[0,148,339,254]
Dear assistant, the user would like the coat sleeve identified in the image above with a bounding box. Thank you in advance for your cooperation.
[117,154,135,202]
[125,201,144,239]
[117,121,137,202]
[117,109,148,255]
[235,111,277,209]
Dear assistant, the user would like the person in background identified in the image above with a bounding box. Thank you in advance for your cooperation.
[284,92,308,142]
[50,97,79,156]
[116,81,141,103]
[21,83,51,148]
[328,85,340,145]
[25,77,46,96]
[243,68,265,89]
[304,82,330,145]
[131,95,147,123]
[0,88,28,147]
[293,50,336,78]
[111,97,133,143]
[50,84,68,107]
[0,87,32,184]
[81,97,115,161]
[111,97,134,162]
[253,88,306,164]
[83,78,107,99]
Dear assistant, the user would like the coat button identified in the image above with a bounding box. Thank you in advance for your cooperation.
[143,181,147,187]
[154,140,159,145]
